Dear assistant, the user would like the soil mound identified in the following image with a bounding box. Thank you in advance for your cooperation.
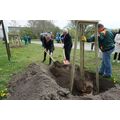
[7,62,120,100]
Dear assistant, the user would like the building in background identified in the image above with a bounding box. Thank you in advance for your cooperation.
[8,26,22,33]
[0,26,3,39]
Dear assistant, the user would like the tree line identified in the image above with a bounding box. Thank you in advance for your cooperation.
[21,20,61,39]
[8,20,61,39]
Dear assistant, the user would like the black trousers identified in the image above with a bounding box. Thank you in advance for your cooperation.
[91,43,94,50]
[43,49,53,64]
[64,47,72,61]
[113,52,120,60]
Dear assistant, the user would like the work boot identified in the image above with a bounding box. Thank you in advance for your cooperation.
[103,75,111,78]
[99,72,103,76]
[42,59,46,63]
[42,52,47,63]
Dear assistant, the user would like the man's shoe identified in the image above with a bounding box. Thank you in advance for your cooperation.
[99,72,103,76]
[42,59,46,63]
[103,75,111,78]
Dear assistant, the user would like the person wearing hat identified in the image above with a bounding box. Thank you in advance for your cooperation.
[42,33,54,65]
[81,24,115,78]
[62,29,72,64]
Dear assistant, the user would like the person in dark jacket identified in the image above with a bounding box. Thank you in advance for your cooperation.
[40,33,47,46]
[28,36,31,44]
[91,42,94,51]
[81,24,115,78]
[42,34,54,65]
[23,35,28,45]
[62,29,72,64]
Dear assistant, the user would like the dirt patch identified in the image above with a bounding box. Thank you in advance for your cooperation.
[49,62,115,95]
[7,62,120,100]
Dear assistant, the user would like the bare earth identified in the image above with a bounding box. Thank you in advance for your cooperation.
[7,62,120,100]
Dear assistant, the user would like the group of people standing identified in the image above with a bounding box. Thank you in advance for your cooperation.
[40,24,120,78]
[21,35,31,45]
[40,29,72,65]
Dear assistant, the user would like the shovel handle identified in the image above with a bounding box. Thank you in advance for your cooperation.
[44,50,55,62]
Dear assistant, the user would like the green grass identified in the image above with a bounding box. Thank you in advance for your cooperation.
[0,42,43,91]
[0,41,120,99]
[70,49,120,83]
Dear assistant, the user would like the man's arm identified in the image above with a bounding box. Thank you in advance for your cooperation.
[87,35,95,42]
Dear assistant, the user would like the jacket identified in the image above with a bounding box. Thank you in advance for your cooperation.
[43,38,54,52]
[87,29,115,52]
[63,33,72,48]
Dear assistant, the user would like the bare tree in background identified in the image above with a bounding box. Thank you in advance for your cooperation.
[28,20,61,38]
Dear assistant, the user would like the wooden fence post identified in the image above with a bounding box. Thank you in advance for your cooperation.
[70,22,78,92]
[95,23,99,93]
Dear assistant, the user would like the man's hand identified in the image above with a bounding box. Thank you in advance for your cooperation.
[81,35,87,42]
[44,49,47,53]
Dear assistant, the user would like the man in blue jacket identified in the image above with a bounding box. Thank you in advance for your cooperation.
[81,24,115,78]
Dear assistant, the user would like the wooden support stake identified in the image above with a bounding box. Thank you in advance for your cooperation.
[95,23,99,93]
[1,20,11,61]
[80,24,85,81]
[70,22,78,92]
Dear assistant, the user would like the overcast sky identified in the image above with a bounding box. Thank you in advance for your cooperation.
[7,20,70,29]
[4,0,120,29]
[6,20,120,29]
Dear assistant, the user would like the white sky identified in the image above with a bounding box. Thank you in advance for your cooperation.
[7,20,70,29]
[6,20,120,29]
[2,0,120,29]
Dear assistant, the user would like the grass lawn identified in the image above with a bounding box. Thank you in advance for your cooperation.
[0,41,120,99]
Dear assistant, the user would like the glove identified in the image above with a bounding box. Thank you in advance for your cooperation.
[100,29,106,35]
[81,35,87,42]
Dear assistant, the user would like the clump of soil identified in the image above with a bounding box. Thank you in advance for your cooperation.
[7,62,120,100]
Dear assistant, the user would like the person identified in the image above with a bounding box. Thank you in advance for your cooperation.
[56,32,61,43]
[81,24,115,78]
[50,32,54,40]
[28,36,31,44]
[42,33,54,65]
[113,29,120,63]
[23,35,28,45]
[40,33,47,46]
[91,42,94,51]
[62,29,72,64]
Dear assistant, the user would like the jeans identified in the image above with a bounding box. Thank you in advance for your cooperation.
[99,48,114,76]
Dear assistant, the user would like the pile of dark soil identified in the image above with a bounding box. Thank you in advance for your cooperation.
[7,62,120,100]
